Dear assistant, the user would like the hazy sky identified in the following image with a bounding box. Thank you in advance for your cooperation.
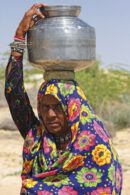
[1,0,130,67]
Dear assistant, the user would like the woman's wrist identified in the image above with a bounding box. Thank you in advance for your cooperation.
[15,15,31,39]
[15,30,26,40]
[14,35,25,41]
[10,36,26,58]
[15,24,27,39]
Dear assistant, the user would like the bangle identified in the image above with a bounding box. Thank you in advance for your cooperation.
[9,40,26,54]
[10,41,26,49]
[11,47,25,54]
[14,35,25,42]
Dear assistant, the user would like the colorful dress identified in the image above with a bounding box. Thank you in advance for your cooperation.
[5,56,123,195]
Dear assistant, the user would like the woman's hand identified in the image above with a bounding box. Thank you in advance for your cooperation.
[10,3,46,57]
[15,3,46,39]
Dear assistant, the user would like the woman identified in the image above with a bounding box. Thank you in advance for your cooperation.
[5,3,122,195]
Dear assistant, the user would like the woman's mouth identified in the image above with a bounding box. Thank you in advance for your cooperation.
[47,122,60,127]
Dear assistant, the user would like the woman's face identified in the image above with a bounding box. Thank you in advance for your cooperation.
[40,94,69,136]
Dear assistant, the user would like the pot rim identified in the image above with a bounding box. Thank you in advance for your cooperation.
[40,5,81,17]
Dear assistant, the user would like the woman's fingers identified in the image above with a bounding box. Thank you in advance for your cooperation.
[25,3,46,23]
[25,3,46,17]
[29,15,42,28]
[29,3,47,27]
[15,3,47,37]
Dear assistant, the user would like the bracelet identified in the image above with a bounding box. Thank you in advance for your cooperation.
[9,40,26,54]
[10,40,26,49]
[14,35,25,42]
[11,47,25,54]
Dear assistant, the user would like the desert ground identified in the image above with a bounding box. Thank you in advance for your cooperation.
[0,107,130,195]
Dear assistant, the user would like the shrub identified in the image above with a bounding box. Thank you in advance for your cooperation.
[76,61,130,130]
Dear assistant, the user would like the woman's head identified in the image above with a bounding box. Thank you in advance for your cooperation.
[37,79,89,139]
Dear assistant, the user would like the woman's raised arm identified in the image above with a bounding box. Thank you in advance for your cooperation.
[5,3,46,138]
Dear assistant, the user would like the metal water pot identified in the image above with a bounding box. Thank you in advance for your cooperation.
[27,5,96,80]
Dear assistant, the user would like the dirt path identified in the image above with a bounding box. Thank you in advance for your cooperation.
[0,130,23,195]
[0,129,129,195]
[113,128,130,194]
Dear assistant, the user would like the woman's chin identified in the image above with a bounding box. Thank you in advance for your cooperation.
[47,125,62,135]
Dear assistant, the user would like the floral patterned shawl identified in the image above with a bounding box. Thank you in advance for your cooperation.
[21,79,122,195]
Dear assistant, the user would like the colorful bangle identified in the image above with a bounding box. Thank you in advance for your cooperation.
[11,47,25,54]
[9,40,26,54]
[10,40,26,49]
[14,35,25,42]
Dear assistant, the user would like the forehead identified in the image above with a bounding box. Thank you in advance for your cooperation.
[41,94,60,105]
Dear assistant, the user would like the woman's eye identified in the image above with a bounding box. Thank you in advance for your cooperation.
[42,105,49,112]
[42,104,63,113]
[55,104,63,112]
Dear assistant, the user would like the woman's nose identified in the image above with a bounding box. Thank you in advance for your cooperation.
[48,108,57,118]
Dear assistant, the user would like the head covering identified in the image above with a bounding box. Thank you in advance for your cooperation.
[21,79,122,195]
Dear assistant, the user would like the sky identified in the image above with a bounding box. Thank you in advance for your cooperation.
[0,0,130,68]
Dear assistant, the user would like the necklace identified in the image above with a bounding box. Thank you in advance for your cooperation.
[54,131,72,145]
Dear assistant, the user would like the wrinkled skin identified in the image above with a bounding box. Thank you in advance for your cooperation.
[7,3,47,82]
[12,3,46,58]
[39,94,70,136]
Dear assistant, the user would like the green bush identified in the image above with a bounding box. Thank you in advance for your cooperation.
[0,65,5,86]
[102,100,130,130]
[76,61,130,130]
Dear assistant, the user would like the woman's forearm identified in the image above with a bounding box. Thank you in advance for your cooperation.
[5,53,38,138]
[5,53,24,95]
